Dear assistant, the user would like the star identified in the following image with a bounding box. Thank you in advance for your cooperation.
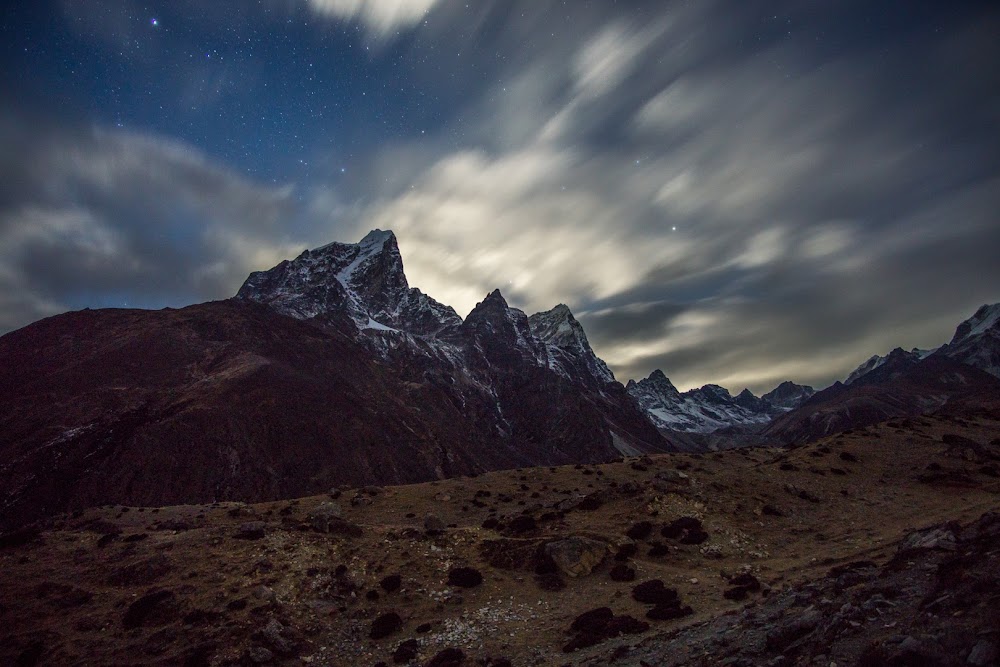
[150,18,158,27]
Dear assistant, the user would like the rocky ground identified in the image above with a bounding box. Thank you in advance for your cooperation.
[1,413,998,666]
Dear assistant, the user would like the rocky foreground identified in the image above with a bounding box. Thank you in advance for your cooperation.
[1,413,998,666]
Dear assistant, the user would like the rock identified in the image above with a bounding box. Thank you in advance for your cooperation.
[577,492,606,511]
[122,590,176,630]
[307,502,343,532]
[899,523,958,552]
[646,602,693,620]
[626,521,653,540]
[247,646,274,664]
[252,585,277,602]
[393,638,420,664]
[730,572,762,590]
[234,522,267,540]
[631,580,679,605]
[380,574,402,593]
[765,609,822,651]
[609,563,636,582]
[425,647,465,666]
[370,612,403,640]
[544,537,609,578]
[967,639,998,666]
[535,572,565,591]
[571,607,614,634]
[424,514,445,534]
[554,494,586,512]
[563,608,648,652]
[260,618,294,655]
[679,529,709,545]
[506,515,537,534]
[723,586,750,601]
[447,567,483,588]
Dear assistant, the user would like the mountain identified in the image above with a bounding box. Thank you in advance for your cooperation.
[529,304,616,390]
[763,349,1000,444]
[0,231,670,530]
[625,371,778,433]
[841,303,999,388]
[760,381,815,409]
[845,347,936,385]
[938,303,1000,378]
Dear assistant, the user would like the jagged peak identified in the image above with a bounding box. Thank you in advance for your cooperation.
[359,228,397,247]
[951,302,1000,343]
[737,388,757,399]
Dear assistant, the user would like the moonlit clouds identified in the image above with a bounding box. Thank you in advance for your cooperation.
[306,0,439,36]
[2,1,998,395]
[0,117,304,321]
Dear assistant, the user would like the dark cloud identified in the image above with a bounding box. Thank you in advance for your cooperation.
[1,0,998,396]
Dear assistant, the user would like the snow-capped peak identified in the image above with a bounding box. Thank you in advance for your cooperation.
[845,347,937,385]
[940,302,1000,378]
[626,371,777,433]
[528,304,615,386]
[235,229,460,340]
[951,303,1000,343]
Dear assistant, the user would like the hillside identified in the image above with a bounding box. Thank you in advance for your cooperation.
[2,413,998,666]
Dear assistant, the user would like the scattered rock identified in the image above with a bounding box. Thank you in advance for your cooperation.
[370,612,403,640]
[122,590,176,630]
[645,602,693,621]
[765,609,822,651]
[535,572,565,591]
[424,647,465,667]
[447,567,483,588]
[424,514,445,534]
[967,639,998,666]
[631,580,678,605]
[307,502,343,532]
[626,521,653,540]
[258,618,295,656]
[380,574,402,593]
[506,515,537,534]
[247,646,274,664]
[393,638,420,664]
[563,607,648,652]
[234,522,267,540]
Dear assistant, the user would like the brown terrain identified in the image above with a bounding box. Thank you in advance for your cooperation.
[2,412,998,666]
[0,300,667,532]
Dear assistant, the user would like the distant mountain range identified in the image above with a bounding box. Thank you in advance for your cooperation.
[1,230,997,529]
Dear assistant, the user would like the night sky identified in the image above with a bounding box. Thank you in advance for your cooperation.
[2,1,998,394]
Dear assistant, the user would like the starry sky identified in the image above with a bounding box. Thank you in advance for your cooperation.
[2,0,999,395]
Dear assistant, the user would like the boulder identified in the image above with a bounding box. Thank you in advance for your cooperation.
[544,537,609,578]
[307,502,343,532]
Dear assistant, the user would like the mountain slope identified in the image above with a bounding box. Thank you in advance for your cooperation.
[0,231,672,529]
[763,350,1000,444]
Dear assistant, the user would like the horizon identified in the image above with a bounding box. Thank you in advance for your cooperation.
[2,1,999,395]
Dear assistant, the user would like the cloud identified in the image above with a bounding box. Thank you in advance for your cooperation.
[4,0,999,400]
[0,113,305,321]
[306,0,439,36]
